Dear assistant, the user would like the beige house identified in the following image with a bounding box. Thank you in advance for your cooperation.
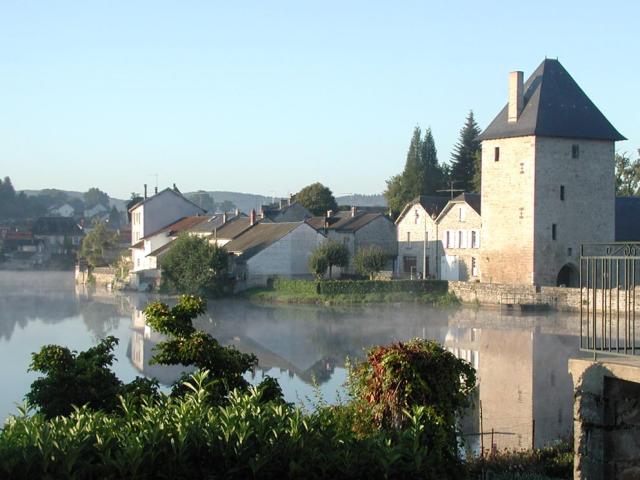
[308,207,397,275]
[478,59,625,286]
[395,196,449,278]
[225,221,325,290]
[436,193,482,281]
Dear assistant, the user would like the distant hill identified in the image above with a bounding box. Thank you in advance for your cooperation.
[19,189,386,215]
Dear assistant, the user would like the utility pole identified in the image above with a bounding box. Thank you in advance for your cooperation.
[437,180,464,199]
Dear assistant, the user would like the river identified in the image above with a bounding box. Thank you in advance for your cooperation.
[0,271,581,451]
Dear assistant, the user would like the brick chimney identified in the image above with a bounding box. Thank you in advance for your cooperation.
[351,206,357,218]
[249,209,256,226]
[508,71,524,123]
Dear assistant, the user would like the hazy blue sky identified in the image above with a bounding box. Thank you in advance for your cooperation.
[1,1,638,199]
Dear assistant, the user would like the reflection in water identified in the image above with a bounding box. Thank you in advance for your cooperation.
[0,271,579,451]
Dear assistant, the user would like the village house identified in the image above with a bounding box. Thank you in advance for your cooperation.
[478,59,625,286]
[395,196,449,278]
[206,210,259,247]
[47,203,75,218]
[224,221,324,290]
[260,198,311,222]
[435,193,482,281]
[32,217,84,255]
[308,207,397,275]
[187,210,245,238]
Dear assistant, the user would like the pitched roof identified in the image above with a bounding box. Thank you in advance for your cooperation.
[615,197,640,241]
[314,212,391,232]
[479,59,625,142]
[395,195,450,224]
[142,216,208,240]
[189,213,247,234]
[32,217,83,236]
[225,222,304,260]
[454,193,481,215]
[261,201,312,222]
[128,187,207,213]
[210,217,255,240]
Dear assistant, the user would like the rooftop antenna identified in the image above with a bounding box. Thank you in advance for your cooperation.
[437,180,465,199]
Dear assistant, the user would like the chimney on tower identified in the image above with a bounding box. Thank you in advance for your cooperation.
[508,71,524,123]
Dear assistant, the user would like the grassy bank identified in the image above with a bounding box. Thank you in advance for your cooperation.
[241,279,460,306]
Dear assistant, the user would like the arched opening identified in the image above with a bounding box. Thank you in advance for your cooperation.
[557,263,579,287]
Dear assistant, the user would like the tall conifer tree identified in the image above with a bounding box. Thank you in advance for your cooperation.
[449,111,481,193]
[420,127,445,195]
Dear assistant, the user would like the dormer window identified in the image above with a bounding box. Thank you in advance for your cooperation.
[572,144,580,159]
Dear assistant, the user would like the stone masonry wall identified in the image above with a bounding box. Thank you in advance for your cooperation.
[480,136,536,285]
[534,138,615,286]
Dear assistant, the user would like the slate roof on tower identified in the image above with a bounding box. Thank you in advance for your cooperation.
[479,59,625,142]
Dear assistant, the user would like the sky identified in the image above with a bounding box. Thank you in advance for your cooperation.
[0,1,638,199]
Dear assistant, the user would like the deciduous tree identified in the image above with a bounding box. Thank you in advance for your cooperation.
[615,150,640,196]
[295,182,338,216]
[84,187,110,210]
[353,245,389,279]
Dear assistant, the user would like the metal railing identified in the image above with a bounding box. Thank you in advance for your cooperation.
[580,243,640,358]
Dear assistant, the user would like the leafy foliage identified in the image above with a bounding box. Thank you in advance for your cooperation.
[2,371,467,479]
[615,150,640,196]
[384,126,448,218]
[353,245,389,279]
[0,176,47,220]
[79,220,117,268]
[25,336,158,418]
[160,233,230,297]
[449,111,482,193]
[83,187,110,210]
[294,182,338,216]
[144,296,260,401]
[308,247,330,279]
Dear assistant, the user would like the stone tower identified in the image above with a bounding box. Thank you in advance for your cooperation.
[479,59,625,286]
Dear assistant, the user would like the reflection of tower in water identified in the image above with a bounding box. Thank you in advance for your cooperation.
[444,320,578,452]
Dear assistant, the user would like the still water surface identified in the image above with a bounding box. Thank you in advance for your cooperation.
[0,271,581,451]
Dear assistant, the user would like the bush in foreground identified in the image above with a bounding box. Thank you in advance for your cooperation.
[1,371,463,479]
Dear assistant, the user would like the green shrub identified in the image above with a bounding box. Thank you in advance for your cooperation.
[318,279,448,296]
[26,336,159,418]
[272,277,319,295]
[0,371,465,479]
[353,245,389,279]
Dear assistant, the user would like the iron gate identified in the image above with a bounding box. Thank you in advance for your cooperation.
[580,243,640,357]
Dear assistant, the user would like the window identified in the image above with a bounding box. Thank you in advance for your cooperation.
[494,147,500,162]
[519,208,524,219]
[572,144,580,159]
[560,185,565,201]
[552,223,557,241]
[458,230,464,249]
[520,162,524,174]
[445,230,451,248]
[472,257,478,277]
[406,232,411,243]
[471,230,480,249]
[414,209,419,224]
[567,247,573,257]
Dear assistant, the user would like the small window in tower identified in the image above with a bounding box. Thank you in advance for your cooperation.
[552,223,557,241]
[520,163,524,174]
[494,147,500,162]
[567,247,573,257]
[519,208,524,219]
[572,144,580,159]
[560,185,565,201]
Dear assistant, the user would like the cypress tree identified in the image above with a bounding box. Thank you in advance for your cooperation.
[401,126,423,197]
[449,111,481,193]
[420,127,445,195]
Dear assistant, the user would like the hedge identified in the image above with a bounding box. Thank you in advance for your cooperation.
[271,278,320,295]
[317,279,448,296]
[270,278,448,296]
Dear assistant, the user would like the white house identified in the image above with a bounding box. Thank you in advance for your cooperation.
[48,203,75,218]
[435,193,482,281]
[129,187,206,284]
[224,221,325,290]
[395,196,449,278]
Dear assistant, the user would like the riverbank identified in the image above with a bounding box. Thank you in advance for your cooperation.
[240,279,460,306]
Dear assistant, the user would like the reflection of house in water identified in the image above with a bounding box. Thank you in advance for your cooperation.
[444,311,579,450]
[128,308,192,386]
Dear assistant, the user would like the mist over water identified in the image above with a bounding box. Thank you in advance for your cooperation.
[0,271,580,450]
